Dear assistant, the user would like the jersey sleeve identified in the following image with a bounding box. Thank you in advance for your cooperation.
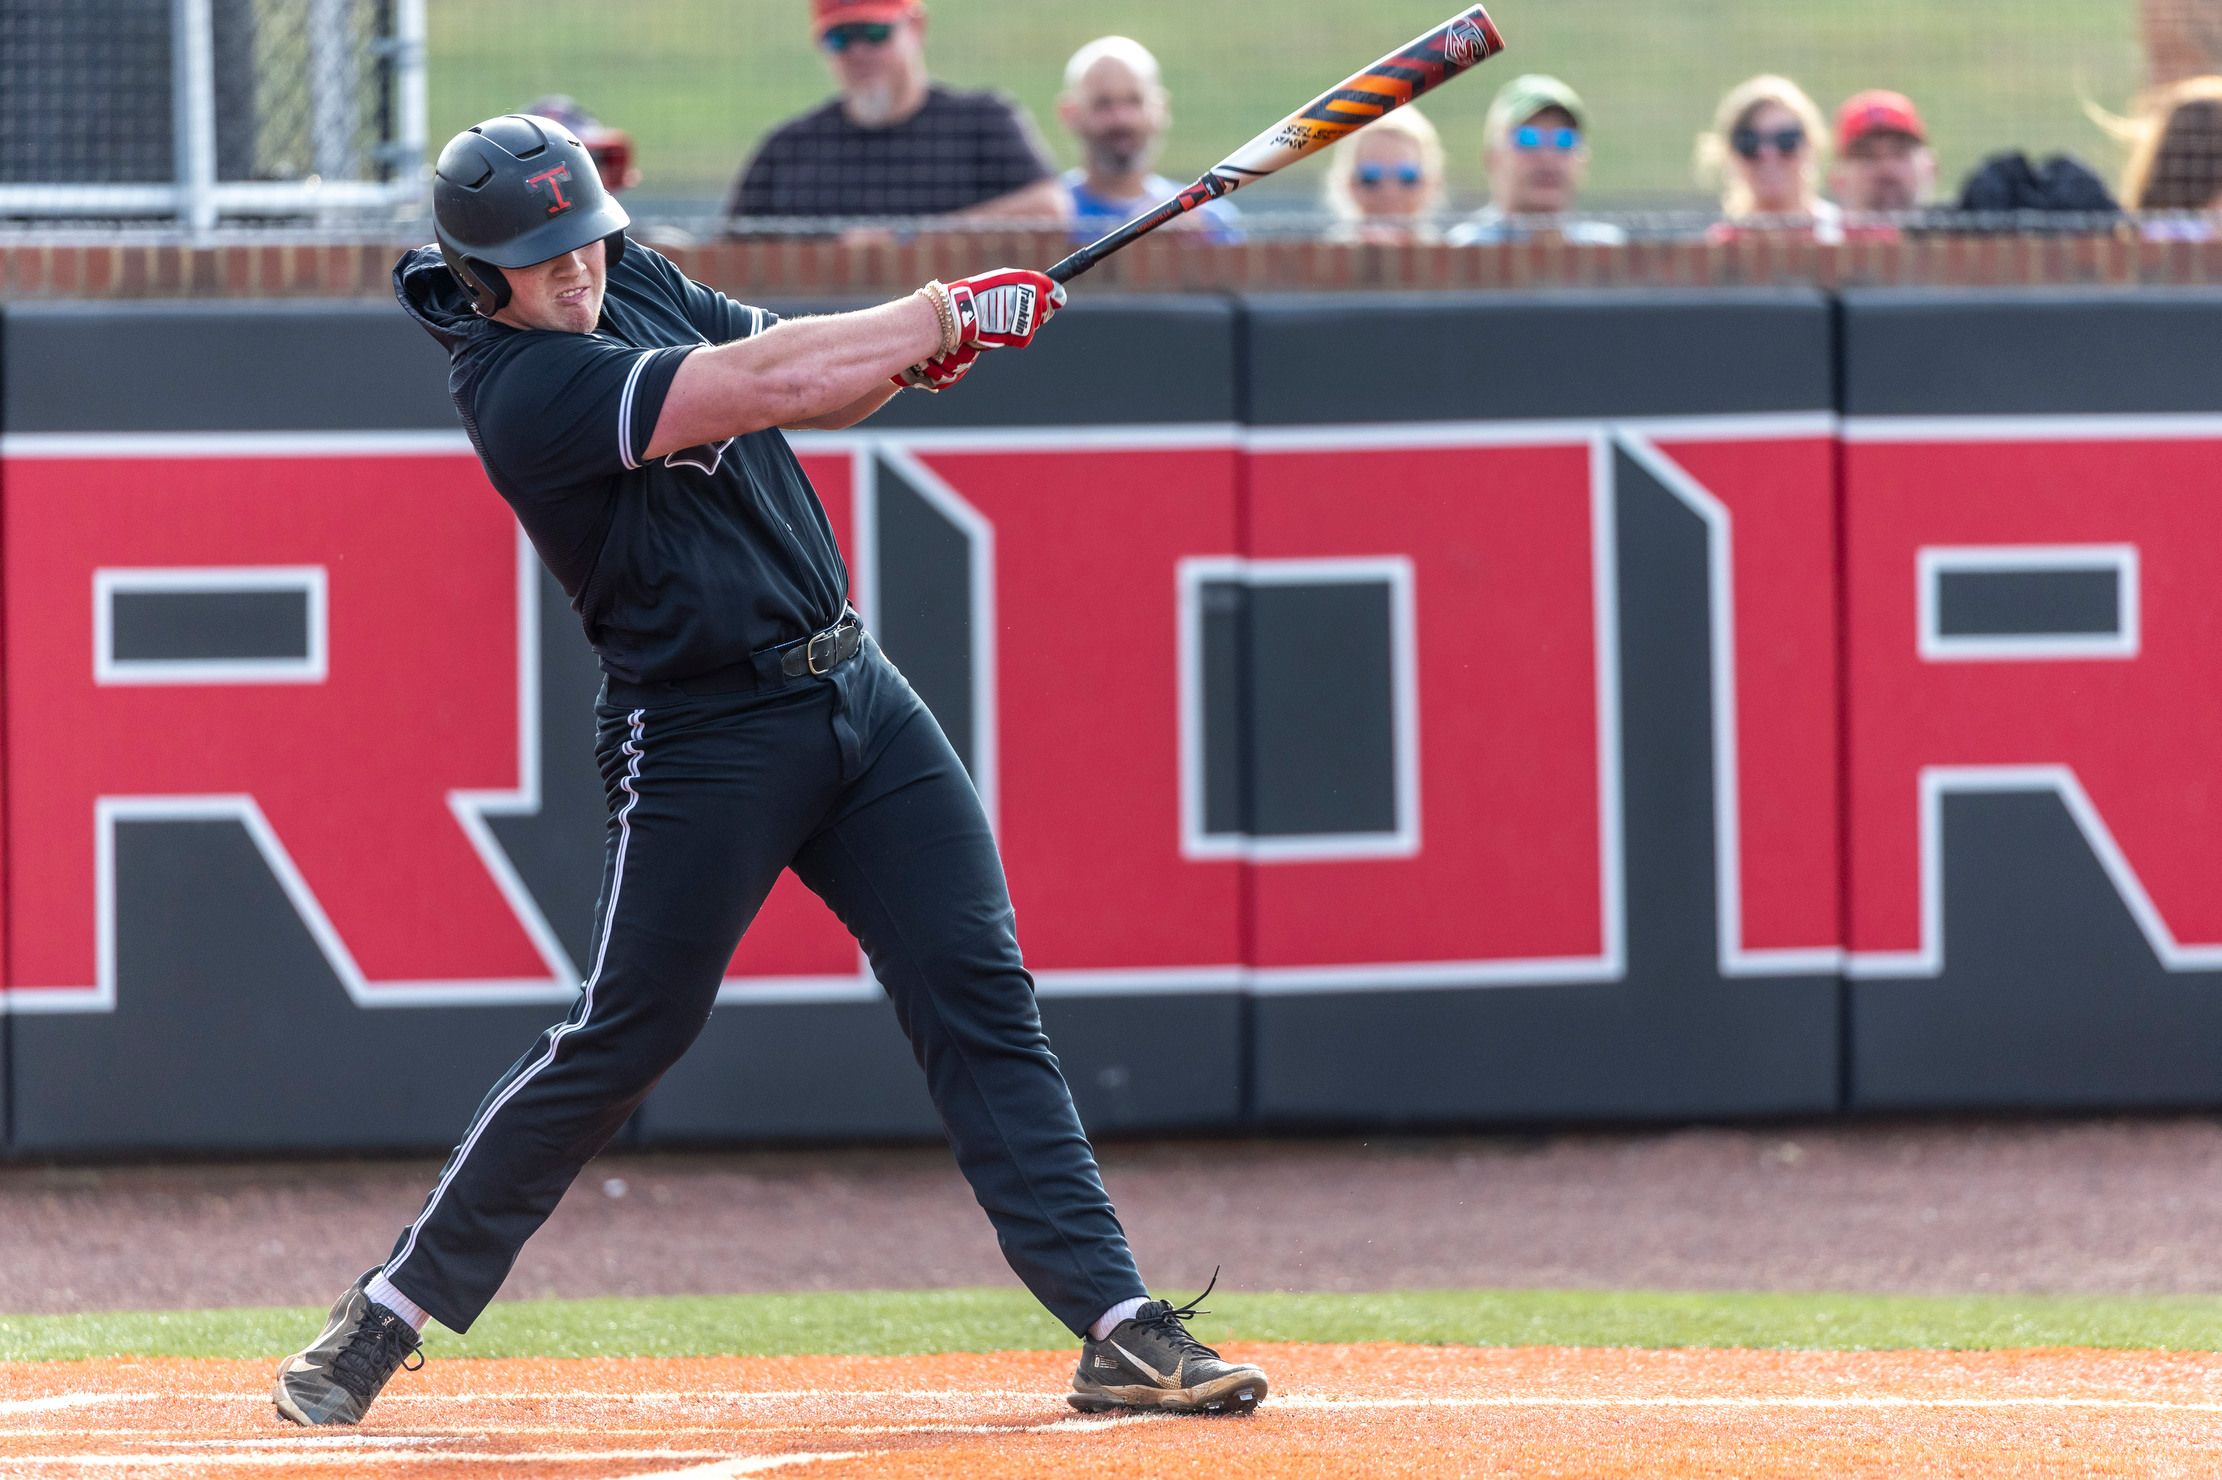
[677,273,781,346]
[974,95,1056,197]
[473,332,697,490]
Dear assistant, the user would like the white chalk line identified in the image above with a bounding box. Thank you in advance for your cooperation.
[613,1454,871,1480]
[0,1395,149,1415]
[17,1450,744,1469]
[0,1418,1140,1440]
[141,1436,457,1448]
[609,1434,1154,1480]
[159,1388,1051,1404]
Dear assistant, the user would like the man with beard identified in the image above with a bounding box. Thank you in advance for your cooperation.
[1829,90,1936,218]
[1054,37,1240,244]
[726,0,1065,226]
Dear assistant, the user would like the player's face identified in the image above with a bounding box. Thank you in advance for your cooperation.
[495,238,606,335]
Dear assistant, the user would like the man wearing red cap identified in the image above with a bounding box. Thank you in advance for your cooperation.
[727,0,1066,226]
[1830,90,1936,217]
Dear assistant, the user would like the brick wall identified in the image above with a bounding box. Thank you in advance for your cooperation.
[9,229,2222,301]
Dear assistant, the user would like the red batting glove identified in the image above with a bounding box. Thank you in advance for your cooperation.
[947,267,1066,351]
[892,344,982,393]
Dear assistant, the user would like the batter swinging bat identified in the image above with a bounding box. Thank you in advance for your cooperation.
[1045,5,1508,285]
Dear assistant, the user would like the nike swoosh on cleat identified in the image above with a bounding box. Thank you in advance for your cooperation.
[1108,1339,1183,1389]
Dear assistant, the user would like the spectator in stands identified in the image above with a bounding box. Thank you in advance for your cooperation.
[1956,150,2118,222]
[1447,74,1625,246]
[1697,75,1842,243]
[1322,107,1444,244]
[2113,76,2222,237]
[1055,36,1238,243]
[725,0,1065,228]
[523,96,640,195]
[1829,90,1935,216]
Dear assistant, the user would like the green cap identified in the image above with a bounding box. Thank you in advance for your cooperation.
[1485,74,1588,145]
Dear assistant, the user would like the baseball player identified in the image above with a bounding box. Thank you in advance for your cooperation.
[272,114,1266,1424]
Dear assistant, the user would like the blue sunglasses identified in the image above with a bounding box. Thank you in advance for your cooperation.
[821,21,895,51]
[1513,125,1582,151]
[1356,160,1425,187]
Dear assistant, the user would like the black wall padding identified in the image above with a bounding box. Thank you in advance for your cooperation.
[5,300,458,432]
[1841,289,2222,416]
[1245,290,1834,425]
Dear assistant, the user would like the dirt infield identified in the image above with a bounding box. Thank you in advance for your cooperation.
[8,1345,2222,1478]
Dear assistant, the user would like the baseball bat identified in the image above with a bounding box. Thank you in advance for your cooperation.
[1045,5,1508,285]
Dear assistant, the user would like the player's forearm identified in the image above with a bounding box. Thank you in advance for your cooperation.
[783,382,902,432]
[644,297,939,457]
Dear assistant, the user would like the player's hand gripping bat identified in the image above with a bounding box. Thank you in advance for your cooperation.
[1044,5,1508,285]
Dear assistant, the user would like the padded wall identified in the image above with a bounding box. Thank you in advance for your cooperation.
[1841,290,2222,1109]
[8,283,2222,1154]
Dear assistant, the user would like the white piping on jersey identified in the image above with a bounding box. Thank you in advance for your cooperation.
[381,708,649,1297]
[620,307,766,477]
[615,351,656,471]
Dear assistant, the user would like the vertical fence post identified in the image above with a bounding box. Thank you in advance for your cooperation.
[171,0,217,232]
[310,0,358,185]
[391,0,428,196]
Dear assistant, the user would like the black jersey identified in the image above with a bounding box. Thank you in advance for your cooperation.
[726,86,1053,219]
[396,242,849,685]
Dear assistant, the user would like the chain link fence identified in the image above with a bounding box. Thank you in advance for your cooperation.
[15,1,2222,240]
[0,0,424,226]
[426,0,2163,227]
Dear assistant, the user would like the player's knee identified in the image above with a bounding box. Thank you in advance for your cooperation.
[586,996,714,1091]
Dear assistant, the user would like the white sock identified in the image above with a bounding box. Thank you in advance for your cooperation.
[1089,1296,1148,1342]
[364,1272,428,1333]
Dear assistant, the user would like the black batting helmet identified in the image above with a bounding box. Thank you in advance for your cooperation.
[433,114,631,318]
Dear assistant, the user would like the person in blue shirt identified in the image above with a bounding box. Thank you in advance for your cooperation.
[1054,36,1240,245]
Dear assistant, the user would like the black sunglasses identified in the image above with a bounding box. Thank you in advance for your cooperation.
[1730,124,1806,160]
[821,20,895,51]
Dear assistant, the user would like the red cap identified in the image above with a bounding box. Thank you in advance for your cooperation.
[1836,90,1927,152]
[812,0,920,34]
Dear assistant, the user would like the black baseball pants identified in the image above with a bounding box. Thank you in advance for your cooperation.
[379,637,1147,1337]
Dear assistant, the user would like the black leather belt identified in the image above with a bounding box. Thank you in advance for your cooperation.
[603,611,863,706]
[780,612,864,678]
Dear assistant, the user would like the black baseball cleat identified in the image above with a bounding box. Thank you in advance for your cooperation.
[1068,1274,1268,1416]
[272,1267,425,1426]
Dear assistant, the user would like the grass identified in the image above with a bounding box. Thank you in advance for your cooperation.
[428,0,2146,208]
[11,1287,2222,1364]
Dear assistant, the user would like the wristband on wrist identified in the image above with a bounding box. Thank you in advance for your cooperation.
[917,280,960,358]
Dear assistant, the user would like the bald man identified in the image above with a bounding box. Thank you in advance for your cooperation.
[1055,36,1239,243]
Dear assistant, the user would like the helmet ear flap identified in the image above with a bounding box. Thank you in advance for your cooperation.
[604,230,627,270]
[437,239,512,317]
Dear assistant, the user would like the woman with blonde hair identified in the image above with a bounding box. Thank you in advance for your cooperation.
[2107,75,2222,236]
[1322,105,1446,244]
[1696,74,1842,242]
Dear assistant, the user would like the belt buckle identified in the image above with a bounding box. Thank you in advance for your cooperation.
[806,627,838,675]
